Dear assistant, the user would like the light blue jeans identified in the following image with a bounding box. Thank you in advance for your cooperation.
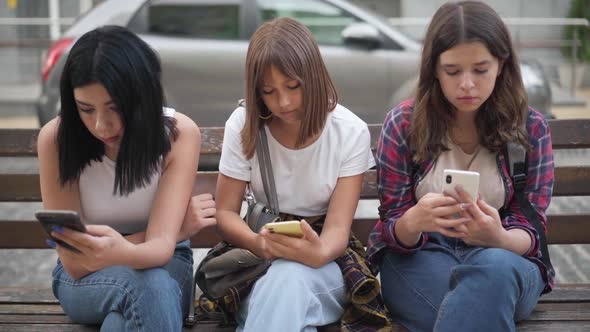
[379,234,545,332]
[236,259,348,332]
[52,240,193,332]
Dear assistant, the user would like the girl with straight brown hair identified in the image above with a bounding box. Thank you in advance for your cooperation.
[215,17,390,332]
[367,1,553,331]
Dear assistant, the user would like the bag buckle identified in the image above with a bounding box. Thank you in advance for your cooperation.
[245,192,255,207]
[184,313,196,326]
[513,173,526,191]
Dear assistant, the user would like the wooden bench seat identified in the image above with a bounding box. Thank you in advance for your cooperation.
[1,119,589,330]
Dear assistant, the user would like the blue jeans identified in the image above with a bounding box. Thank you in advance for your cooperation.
[379,234,545,332]
[52,240,193,332]
[236,259,348,332]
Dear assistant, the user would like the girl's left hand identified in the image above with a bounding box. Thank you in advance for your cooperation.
[260,220,325,268]
[452,186,507,247]
[52,225,131,272]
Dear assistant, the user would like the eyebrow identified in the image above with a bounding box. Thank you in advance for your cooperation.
[441,60,492,68]
[75,99,115,107]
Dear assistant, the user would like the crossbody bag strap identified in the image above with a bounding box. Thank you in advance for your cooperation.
[255,127,280,215]
[506,142,554,272]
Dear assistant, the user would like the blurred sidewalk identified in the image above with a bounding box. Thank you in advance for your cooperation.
[552,87,590,119]
[0,82,40,128]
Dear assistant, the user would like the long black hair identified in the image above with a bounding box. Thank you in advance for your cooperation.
[57,25,177,195]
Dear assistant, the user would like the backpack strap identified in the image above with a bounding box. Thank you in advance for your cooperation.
[506,142,554,272]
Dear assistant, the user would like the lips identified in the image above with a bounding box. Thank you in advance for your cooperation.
[100,135,119,144]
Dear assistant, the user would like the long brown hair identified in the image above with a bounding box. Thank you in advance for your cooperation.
[410,1,529,162]
[241,17,337,159]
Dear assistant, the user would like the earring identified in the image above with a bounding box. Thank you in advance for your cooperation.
[259,112,272,120]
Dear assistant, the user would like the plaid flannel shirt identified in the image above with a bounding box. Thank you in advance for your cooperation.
[366,100,555,293]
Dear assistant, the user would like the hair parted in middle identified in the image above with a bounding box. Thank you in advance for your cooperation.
[58,25,177,196]
[410,0,530,162]
[241,17,338,159]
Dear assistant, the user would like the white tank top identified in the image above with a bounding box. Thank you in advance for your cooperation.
[78,107,175,234]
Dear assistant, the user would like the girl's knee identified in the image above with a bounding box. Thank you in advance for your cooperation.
[140,268,181,298]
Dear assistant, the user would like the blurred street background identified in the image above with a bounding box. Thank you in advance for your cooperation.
[0,0,589,287]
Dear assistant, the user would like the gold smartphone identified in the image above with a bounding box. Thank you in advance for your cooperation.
[263,220,303,238]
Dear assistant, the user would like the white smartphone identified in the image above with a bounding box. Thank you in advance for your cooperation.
[442,169,480,202]
[263,220,303,238]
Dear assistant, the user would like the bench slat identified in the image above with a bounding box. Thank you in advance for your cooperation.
[0,214,588,249]
[0,324,98,332]
[2,166,590,202]
[2,120,589,157]
[0,128,227,157]
[0,303,588,331]
[0,323,237,332]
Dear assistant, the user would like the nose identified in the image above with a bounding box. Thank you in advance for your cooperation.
[459,72,475,91]
[95,110,112,135]
[278,91,291,108]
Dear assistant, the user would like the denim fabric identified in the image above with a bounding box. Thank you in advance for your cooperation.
[235,259,348,332]
[52,240,193,332]
[379,234,545,332]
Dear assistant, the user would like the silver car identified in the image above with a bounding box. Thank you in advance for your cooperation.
[37,0,552,127]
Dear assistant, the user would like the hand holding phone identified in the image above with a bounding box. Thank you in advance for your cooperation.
[35,210,87,252]
[263,220,303,238]
[442,169,480,202]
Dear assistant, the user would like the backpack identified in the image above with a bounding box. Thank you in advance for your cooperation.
[506,143,554,272]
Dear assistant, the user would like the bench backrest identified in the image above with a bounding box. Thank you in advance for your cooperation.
[1,119,589,248]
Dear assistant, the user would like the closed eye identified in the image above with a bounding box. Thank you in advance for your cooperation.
[78,108,94,114]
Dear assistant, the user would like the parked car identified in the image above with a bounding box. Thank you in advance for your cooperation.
[37,0,552,128]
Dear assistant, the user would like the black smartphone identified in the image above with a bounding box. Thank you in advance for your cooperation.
[35,210,87,252]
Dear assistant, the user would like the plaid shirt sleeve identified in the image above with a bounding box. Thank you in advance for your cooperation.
[368,101,427,260]
[502,109,554,258]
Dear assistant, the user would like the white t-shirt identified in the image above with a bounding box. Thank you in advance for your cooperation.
[79,107,175,234]
[219,104,375,217]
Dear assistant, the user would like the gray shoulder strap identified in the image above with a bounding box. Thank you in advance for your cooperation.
[507,142,527,177]
[255,127,280,215]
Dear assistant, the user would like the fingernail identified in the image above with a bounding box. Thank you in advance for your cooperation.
[46,239,56,248]
[52,226,64,234]
[460,203,471,210]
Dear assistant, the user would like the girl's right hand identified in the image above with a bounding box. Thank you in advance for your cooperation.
[48,240,91,280]
[406,193,472,237]
[254,232,275,260]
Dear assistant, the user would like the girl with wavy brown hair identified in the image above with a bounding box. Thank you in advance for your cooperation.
[367,1,554,331]
[215,17,390,332]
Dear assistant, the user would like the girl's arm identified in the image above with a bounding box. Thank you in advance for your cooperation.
[304,173,363,266]
[37,118,90,279]
[53,112,201,271]
[124,193,216,244]
[123,112,201,267]
[215,174,274,259]
[256,174,363,268]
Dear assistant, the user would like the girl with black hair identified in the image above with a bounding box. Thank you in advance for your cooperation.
[37,25,215,331]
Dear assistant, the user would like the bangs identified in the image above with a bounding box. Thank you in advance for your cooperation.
[254,45,303,90]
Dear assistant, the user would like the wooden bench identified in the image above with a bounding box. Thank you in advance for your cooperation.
[1,119,589,331]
